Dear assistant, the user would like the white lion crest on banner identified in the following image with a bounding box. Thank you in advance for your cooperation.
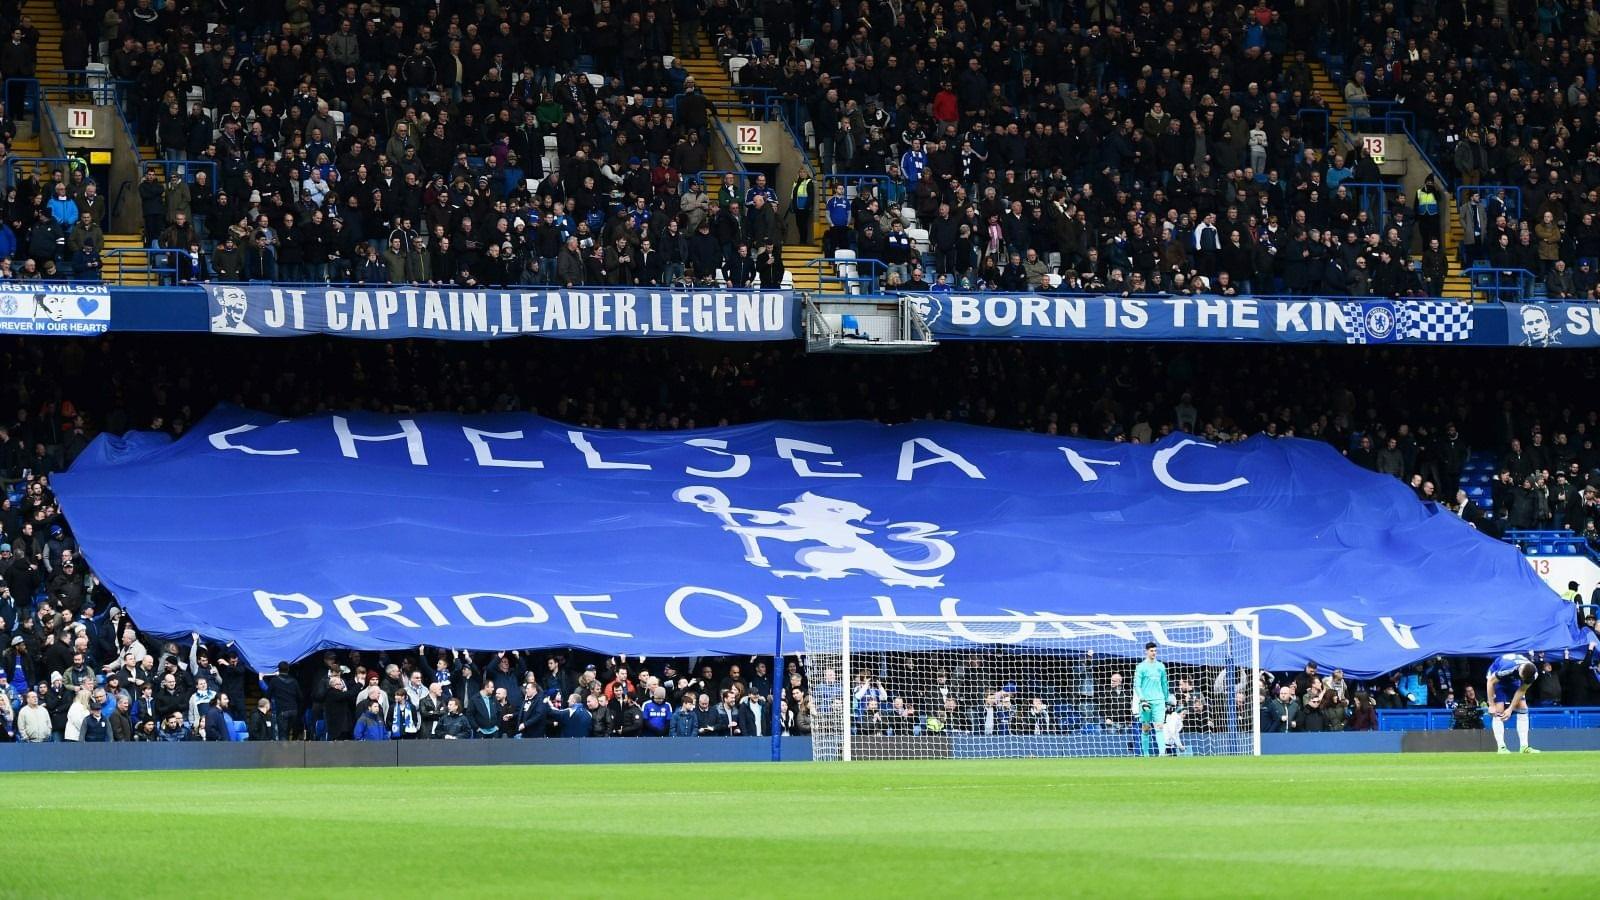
[674,486,956,588]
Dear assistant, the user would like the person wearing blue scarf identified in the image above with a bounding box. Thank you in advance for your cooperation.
[389,689,419,738]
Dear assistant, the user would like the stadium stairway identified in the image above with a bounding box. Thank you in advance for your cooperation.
[1307,60,1349,135]
[782,143,826,293]
[27,4,153,270]
[32,9,66,88]
[1309,59,1469,300]
[1458,451,1498,513]
[102,233,156,285]
[1442,212,1470,300]
[9,1,66,154]
[677,38,823,292]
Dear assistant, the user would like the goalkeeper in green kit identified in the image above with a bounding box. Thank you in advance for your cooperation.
[1134,642,1172,757]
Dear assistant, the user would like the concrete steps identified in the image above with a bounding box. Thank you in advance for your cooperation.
[1307,61,1350,127]
[1443,220,1470,298]
[677,55,738,105]
[785,144,827,293]
[102,233,156,285]
[33,6,67,88]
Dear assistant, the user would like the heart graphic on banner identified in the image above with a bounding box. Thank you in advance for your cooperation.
[77,296,100,316]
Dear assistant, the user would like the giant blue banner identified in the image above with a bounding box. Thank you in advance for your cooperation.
[54,407,1581,675]
[907,293,1514,345]
[201,285,798,341]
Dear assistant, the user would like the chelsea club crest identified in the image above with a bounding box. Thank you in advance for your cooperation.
[1363,303,1396,341]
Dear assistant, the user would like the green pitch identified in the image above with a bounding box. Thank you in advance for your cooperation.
[3,754,1597,898]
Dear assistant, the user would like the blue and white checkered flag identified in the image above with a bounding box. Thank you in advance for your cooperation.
[1342,300,1473,344]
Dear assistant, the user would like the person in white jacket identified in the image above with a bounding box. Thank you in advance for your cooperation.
[63,689,92,741]
[17,691,52,742]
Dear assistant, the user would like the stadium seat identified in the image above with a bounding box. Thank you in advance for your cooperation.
[585,73,605,89]
[728,57,749,83]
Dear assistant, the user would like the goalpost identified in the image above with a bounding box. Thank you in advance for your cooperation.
[802,615,1261,761]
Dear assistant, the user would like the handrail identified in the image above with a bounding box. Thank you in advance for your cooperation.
[712,116,753,185]
[772,99,813,175]
[823,173,902,206]
[3,156,87,189]
[44,75,119,106]
[682,168,755,203]
[39,84,117,107]
[730,85,781,120]
[1343,98,1410,120]
[1502,530,1600,568]
[806,255,888,295]
[137,158,220,186]
[1463,265,1538,301]
[111,180,134,223]
[103,247,185,285]
[36,89,65,152]
[1335,180,1405,227]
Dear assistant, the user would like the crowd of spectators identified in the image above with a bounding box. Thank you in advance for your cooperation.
[0,335,1595,743]
[2,606,1594,743]
[0,0,1592,297]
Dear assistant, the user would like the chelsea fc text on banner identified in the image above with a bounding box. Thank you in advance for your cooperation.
[54,407,1584,675]
[202,284,797,341]
[0,283,111,335]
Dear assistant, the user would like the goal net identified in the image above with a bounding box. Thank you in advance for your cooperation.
[802,615,1261,761]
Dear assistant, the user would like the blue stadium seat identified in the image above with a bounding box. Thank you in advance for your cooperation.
[230,720,249,740]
